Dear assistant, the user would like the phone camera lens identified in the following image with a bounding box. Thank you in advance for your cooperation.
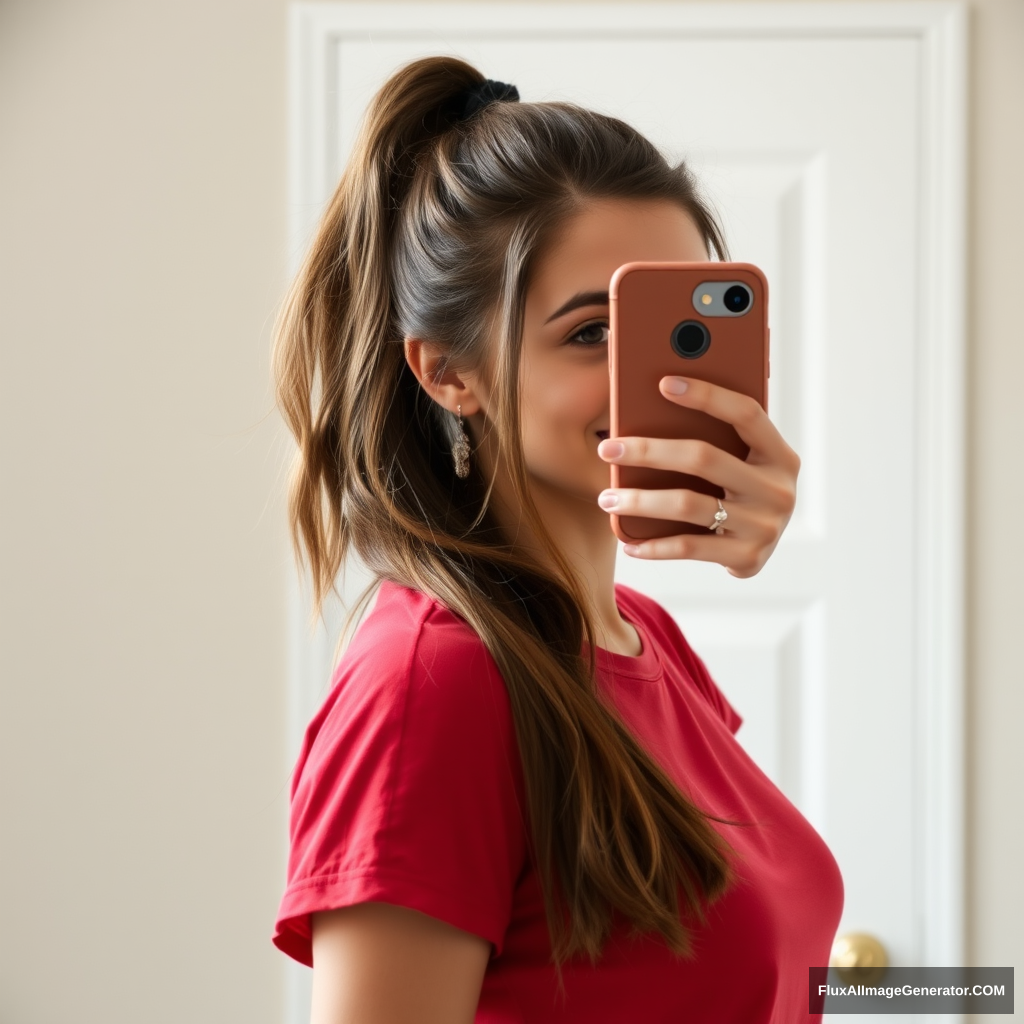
[723,285,751,313]
[671,320,711,359]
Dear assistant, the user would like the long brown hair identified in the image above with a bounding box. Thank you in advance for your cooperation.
[274,56,735,979]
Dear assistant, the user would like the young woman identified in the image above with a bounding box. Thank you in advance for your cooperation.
[271,57,843,1024]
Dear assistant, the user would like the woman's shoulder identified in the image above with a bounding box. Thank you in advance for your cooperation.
[341,577,499,692]
[295,579,512,781]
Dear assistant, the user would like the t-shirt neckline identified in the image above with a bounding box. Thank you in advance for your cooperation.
[592,586,662,680]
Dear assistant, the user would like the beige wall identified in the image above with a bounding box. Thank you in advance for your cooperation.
[0,1,290,1020]
[0,1,1019,1021]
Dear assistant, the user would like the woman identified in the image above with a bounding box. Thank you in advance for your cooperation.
[272,56,843,1023]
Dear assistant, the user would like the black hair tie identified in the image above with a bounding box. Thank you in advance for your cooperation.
[449,78,520,123]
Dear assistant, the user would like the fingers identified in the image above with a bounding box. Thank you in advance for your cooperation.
[598,434,769,500]
[620,531,772,579]
[598,487,773,542]
[659,375,800,473]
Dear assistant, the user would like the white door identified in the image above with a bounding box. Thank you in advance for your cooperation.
[286,5,966,1022]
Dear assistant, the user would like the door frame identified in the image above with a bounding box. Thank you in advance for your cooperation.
[283,3,967,1017]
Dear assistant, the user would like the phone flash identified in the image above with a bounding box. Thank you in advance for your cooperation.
[701,293,713,306]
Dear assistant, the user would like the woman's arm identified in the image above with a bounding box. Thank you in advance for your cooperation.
[310,902,491,1024]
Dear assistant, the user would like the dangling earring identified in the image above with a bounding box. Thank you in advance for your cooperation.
[452,404,471,479]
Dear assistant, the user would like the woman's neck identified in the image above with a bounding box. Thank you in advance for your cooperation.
[482,474,637,654]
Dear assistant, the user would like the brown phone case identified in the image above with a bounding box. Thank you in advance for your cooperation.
[608,261,769,543]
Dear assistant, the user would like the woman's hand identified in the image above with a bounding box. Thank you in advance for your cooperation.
[596,376,800,578]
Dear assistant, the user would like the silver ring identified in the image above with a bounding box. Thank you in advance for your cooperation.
[709,499,728,535]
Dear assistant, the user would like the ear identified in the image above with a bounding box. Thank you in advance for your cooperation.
[403,337,485,417]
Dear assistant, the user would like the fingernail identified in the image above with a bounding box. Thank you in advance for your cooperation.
[598,440,624,459]
[623,544,641,556]
[597,490,619,509]
[663,377,688,394]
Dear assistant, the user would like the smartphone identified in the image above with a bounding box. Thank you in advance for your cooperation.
[608,261,769,544]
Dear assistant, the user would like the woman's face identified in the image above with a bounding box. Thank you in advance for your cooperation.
[514,198,709,512]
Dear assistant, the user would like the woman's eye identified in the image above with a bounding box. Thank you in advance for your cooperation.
[567,321,609,347]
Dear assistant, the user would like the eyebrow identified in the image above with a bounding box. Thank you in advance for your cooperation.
[543,289,609,325]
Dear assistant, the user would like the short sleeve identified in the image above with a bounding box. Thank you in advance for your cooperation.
[272,594,528,967]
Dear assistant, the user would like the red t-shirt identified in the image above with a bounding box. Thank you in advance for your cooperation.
[273,579,844,1022]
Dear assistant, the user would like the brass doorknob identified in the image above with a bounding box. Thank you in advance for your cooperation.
[830,933,889,985]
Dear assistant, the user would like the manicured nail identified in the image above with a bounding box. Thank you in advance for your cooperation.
[598,440,624,459]
[663,377,688,394]
[623,544,641,556]
[597,490,619,509]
